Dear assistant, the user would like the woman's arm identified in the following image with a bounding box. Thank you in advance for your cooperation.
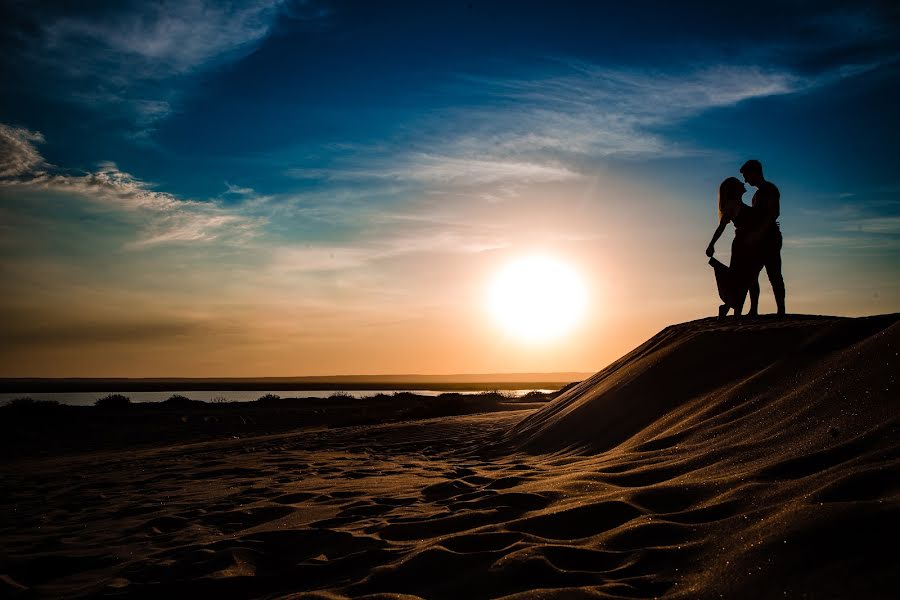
[706,220,728,257]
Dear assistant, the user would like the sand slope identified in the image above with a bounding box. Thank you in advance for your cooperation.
[2,314,898,599]
[504,314,899,454]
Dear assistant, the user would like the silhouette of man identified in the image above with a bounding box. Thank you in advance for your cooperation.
[740,159,785,316]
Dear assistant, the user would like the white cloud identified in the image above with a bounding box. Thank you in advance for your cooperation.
[449,63,803,159]
[132,212,255,247]
[17,1,304,135]
[289,154,580,185]
[270,246,373,273]
[0,125,48,178]
[45,1,283,76]
[224,182,257,196]
[285,63,808,192]
[0,126,260,247]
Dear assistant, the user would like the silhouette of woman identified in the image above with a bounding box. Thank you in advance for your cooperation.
[705,177,765,319]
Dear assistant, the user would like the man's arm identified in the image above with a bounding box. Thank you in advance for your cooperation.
[759,183,780,236]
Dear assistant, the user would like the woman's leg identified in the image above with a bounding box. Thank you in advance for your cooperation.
[729,252,760,319]
[732,285,747,317]
[748,278,760,316]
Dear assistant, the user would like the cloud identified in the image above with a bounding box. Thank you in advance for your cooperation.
[838,216,900,235]
[0,125,260,247]
[447,63,803,159]
[224,182,257,196]
[1,311,208,347]
[5,1,322,135]
[0,124,47,178]
[786,234,900,251]
[269,227,508,274]
[285,62,812,194]
[269,246,373,273]
[780,5,900,74]
[289,154,581,186]
[44,0,283,76]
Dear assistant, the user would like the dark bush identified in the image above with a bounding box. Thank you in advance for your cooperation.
[328,391,355,400]
[162,394,193,406]
[3,397,61,410]
[476,390,508,401]
[95,394,131,408]
[257,393,281,402]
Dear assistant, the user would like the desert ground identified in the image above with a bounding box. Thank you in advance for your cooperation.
[2,314,898,599]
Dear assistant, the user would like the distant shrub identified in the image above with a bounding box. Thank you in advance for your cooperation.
[328,391,355,400]
[211,396,229,404]
[4,397,34,407]
[95,394,131,408]
[523,390,548,399]
[3,397,61,410]
[163,394,193,406]
[257,393,281,402]
[476,390,510,400]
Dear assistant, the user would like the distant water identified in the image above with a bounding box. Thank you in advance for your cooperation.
[0,389,556,407]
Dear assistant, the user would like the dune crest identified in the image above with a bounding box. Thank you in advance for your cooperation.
[503,314,899,455]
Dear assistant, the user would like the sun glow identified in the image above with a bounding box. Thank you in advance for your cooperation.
[488,255,588,343]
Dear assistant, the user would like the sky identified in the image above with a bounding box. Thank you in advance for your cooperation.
[1,0,898,377]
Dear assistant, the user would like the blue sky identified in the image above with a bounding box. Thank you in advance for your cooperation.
[1,1,898,376]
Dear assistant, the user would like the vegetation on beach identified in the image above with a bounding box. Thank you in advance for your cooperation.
[95,394,131,409]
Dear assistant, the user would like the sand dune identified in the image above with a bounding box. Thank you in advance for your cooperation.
[2,314,898,598]
[504,314,899,454]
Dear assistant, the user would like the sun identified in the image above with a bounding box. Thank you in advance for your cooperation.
[487,255,588,342]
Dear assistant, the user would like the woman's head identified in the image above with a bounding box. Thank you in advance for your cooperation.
[718,176,746,222]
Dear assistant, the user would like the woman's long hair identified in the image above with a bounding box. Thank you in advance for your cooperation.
[718,177,745,222]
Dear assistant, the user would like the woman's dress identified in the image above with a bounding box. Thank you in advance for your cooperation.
[709,203,765,309]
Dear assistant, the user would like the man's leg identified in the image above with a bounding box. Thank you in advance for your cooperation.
[766,237,786,315]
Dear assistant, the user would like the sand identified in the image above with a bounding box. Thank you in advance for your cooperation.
[2,314,898,598]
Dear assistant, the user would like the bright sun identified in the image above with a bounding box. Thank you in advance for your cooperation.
[487,255,588,342]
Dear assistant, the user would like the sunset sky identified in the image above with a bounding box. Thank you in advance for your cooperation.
[1,1,898,377]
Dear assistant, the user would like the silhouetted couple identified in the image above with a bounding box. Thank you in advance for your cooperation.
[706,160,786,319]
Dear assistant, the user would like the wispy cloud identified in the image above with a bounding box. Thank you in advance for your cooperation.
[844,217,900,235]
[0,124,47,178]
[6,1,322,135]
[286,63,809,194]
[44,1,283,76]
[267,214,511,274]
[778,5,900,75]
[0,125,260,246]
[786,234,900,251]
[443,63,802,159]
[289,154,581,185]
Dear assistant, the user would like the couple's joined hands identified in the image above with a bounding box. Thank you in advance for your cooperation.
[706,244,715,258]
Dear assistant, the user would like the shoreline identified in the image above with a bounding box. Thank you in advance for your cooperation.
[0,390,564,459]
[0,374,591,394]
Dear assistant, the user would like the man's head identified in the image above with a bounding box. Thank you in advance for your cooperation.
[740,159,764,186]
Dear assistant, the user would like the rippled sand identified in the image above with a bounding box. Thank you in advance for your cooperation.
[3,314,898,598]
